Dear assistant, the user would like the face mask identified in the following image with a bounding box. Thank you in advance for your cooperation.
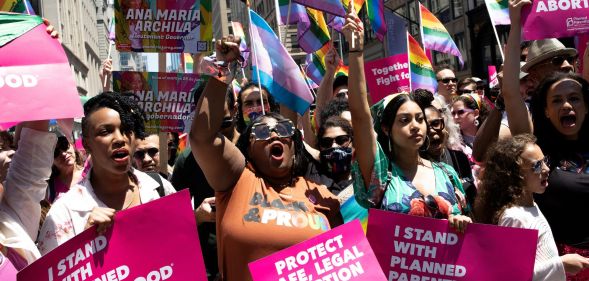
[243,105,270,126]
[319,147,353,177]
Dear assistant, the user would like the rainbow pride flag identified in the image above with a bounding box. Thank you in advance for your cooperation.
[305,43,330,85]
[419,3,463,67]
[293,0,346,16]
[278,0,307,25]
[298,8,331,53]
[335,65,349,78]
[484,0,510,25]
[231,21,250,66]
[408,33,437,93]
[327,0,365,32]
[366,0,386,41]
[0,0,35,14]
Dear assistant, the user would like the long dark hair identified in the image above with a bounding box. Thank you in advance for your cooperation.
[47,136,84,202]
[236,112,310,178]
[475,134,537,224]
[236,83,280,133]
[531,72,589,159]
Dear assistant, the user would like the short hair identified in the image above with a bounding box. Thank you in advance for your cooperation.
[434,64,455,75]
[317,116,353,140]
[81,92,147,140]
[457,77,477,90]
[319,99,350,128]
[333,75,348,93]
[236,82,279,133]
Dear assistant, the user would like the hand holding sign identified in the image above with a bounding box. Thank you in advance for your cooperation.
[509,0,532,25]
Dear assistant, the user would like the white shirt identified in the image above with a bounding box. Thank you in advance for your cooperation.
[499,204,566,281]
[0,128,56,265]
[38,168,175,255]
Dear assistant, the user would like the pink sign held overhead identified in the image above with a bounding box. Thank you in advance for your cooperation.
[488,65,499,89]
[18,190,207,281]
[367,209,538,281]
[364,54,411,104]
[522,0,589,40]
[248,220,387,281]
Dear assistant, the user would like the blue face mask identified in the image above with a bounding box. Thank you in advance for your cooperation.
[320,147,353,177]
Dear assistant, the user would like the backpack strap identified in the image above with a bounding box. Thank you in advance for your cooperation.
[146,172,165,198]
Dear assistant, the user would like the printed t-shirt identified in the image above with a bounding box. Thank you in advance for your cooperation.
[216,166,342,281]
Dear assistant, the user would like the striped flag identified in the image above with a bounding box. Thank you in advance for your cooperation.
[305,43,331,85]
[484,0,510,26]
[231,21,250,66]
[108,20,115,41]
[298,8,331,53]
[408,33,437,93]
[184,53,194,73]
[293,0,346,16]
[327,0,365,32]
[0,0,35,14]
[335,65,349,78]
[249,9,314,115]
[366,0,386,41]
[300,68,319,89]
[419,3,464,67]
[278,0,307,25]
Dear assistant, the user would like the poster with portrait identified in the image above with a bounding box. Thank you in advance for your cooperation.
[115,0,212,53]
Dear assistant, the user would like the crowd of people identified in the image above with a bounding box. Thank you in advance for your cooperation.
[1,2,589,281]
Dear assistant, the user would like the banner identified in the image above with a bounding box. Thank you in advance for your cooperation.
[522,1,589,40]
[18,190,207,281]
[488,65,499,89]
[114,0,212,53]
[365,54,411,103]
[384,10,408,57]
[248,220,387,281]
[112,71,206,133]
[367,209,538,281]
[0,14,82,124]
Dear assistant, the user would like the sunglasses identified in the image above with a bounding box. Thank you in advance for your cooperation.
[437,77,457,84]
[424,195,444,219]
[319,135,352,149]
[541,55,578,67]
[251,120,295,141]
[427,118,445,131]
[133,147,159,160]
[54,139,71,158]
[221,117,234,129]
[529,156,549,174]
[451,108,474,117]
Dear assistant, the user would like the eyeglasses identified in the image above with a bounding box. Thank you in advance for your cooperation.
[133,147,159,160]
[319,135,352,149]
[529,156,550,174]
[424,195,444,219]
[251,120,295,141]
[427,118,445,131]
[541,55,578,67]
[451,108,474,117]
[220,117,234,129]
[437,77,457,84]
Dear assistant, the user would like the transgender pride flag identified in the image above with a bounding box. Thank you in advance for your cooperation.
[249,9,314,115]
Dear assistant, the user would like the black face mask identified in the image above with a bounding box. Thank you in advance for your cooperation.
[319,147,353,177]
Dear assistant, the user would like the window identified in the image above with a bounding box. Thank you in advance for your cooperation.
[453,0,464,18]
[431,0,451,23]
[454,32,468,68]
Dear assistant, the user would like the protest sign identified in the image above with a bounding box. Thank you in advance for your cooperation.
[248,220,387,281]
[0,14,82,125]
[364,54,411,104]
[18,190,207,281]
[522,0,589,40]
[114,0,212,53]
[113,71,206,132]
[367,209,538,281]
[488,65,499,89]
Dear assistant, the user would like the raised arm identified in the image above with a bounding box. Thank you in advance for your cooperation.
[503,0,533,135]
[314,47,339,127]
[343,13,376,188]
[190,36,245,192]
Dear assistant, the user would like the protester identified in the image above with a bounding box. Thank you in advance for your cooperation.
[451,94,488,153]
[46,136,85,203]
[475,134,589,280]
[0,131,15,184]
[457,77,478,95]
[313,47,349,127]
[435,66,458,104]
[522,39,577,89]
[0,121,56,279]
[189,35,342,281]
[504,1,589,279]
[343,12,470,230]
[235,82,279,133]
[38,92,175,255]
[132,133,176,177]
[317,116,354,201]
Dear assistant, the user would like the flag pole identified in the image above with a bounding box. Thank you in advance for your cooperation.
[248,0,266,115]
[490,22,505,62]
[299,64,317,99]
[417,1,425,49]
[104,42,113,88]
[407,31,412,92]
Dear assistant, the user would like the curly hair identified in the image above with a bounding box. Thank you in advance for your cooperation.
[318,99,350,128]
[317,116,353,140]
[236,112,311,178]
[81,91,147,141]
[236,82,280,133]
[475,134,537,224]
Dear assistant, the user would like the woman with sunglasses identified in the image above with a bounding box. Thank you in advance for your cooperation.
[476,134,589,280]
[46,136,85,203]
[504,2,589,279]
[38,92,176,255]
[190,36,342,281]
[343,13,471,230]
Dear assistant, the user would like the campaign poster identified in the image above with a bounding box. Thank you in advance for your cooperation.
[248,220,387,281]
[367,209,538,281]
[113,71,206,132]
[115,0,212,53]
[18,190,207,281]
[364,54,411,104]
[522,0,589,40]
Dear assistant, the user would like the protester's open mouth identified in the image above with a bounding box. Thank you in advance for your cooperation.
[560,113,577,128]
[541,177,549,187]
[269,142,284,161]
[111,149,130,163]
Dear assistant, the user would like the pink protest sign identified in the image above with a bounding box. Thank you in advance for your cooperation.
[367,209,538,281]
[522,1,589,40]
[364,54,411,104]
[248,220,387,281]
[0,15,83,124]
[18,190,207,281]
[488,65,499,89]
[577,34,588,74]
